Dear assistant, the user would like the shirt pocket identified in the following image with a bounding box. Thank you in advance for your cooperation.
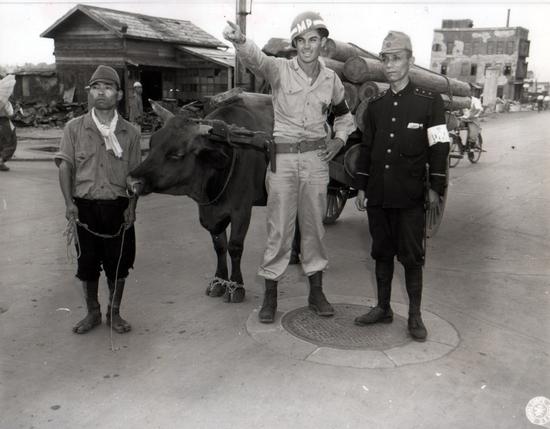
[279,83,305,117]
[400,128,427,157]
[106,151,130,188]
[310,82,332,118]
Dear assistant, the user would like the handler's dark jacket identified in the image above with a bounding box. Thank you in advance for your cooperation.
[356,82,449,208]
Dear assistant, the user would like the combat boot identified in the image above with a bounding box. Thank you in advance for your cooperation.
[106,278,132,333]
[308,271,334,317]
[259,280,277,323]
[73,280,101,334]
[355,260,394,325]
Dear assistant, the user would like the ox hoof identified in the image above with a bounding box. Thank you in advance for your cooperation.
[223,283,245,303]
[206,278,227,297]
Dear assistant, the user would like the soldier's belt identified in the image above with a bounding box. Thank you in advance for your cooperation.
[275,139,326,154]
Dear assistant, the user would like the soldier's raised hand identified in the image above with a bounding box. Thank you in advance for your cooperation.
[223,21,246,44]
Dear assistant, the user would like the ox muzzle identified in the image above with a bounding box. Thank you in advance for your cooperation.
[126,175,145,197]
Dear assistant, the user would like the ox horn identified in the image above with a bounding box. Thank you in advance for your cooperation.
[198,124,213,135]
[149,98,175,124]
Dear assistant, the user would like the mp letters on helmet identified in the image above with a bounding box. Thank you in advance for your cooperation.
[291,18,325,39]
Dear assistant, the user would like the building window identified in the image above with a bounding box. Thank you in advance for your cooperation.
[463,42,472,56]
[432,43,442,52]
[446,42,453,55]
[441,64,448,75]
[461,63,470,76]
[503,64,512,75]
[497,41,504,54]
[473,41,481,55]
[471,64,478,76]
[487,41,495,54]
[506,41,515,54]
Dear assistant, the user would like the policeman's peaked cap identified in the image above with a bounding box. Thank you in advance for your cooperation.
[380,31,413,55]
[89,65,121,88]
[290,11,329,47]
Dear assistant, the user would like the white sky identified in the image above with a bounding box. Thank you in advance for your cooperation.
[1,0,549,80]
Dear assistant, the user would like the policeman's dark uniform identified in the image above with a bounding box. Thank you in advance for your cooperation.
[354,44,450,340]
[356,82,448,264]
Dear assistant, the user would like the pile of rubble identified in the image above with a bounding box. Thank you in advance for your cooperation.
[11,101,88,128]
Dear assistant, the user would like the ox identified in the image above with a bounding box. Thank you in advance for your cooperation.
[127,93,275,302]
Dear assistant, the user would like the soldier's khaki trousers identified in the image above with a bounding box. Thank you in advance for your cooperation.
[258,151,329,280]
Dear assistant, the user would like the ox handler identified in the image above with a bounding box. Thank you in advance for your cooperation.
[354,31,450,341]
[55,65,141,335]
[223,12,355,323]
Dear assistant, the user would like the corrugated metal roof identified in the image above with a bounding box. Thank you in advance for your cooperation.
[42,4,227,49]
[178,46,235,68]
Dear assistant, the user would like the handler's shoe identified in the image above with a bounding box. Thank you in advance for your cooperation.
[408,313,427,342]
[354,306,393,326]
[259,280,277,324]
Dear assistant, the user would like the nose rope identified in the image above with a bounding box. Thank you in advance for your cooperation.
[64,218,127,351]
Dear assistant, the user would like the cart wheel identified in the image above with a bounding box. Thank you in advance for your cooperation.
[324,187,349,224]
[467,134,483,163]
[426,163,449,238]
[449,135,462,168]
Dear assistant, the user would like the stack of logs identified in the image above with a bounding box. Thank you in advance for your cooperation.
[262,38,472,133]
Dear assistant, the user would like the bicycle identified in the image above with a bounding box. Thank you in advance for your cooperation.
[448,117,484,168]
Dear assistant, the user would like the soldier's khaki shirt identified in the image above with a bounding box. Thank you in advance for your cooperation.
[236,39,355,144]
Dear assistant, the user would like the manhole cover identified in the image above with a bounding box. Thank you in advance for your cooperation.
[281,303,410,350]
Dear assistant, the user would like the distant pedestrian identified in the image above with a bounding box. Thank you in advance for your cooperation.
[129,81,144,132]
[537,95,544,112]
[0,75,17,172]
[55,65,142,334]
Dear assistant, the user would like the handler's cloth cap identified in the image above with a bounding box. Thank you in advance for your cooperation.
[133,81,142,88]
[380,31,413,55]
[89,65,121,88]
[290,11,329,46]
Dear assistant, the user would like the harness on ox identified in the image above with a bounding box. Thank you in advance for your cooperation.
[199,118,276,172]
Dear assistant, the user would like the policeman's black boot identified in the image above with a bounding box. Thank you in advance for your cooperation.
[308,271,334,317]
[405,266,427,342]
[259,280,278,324]
[355,260,394,325]
[73,280,102,334]
[106,278,132,333]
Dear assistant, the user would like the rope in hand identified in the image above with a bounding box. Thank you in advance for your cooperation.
[64,217,128,352]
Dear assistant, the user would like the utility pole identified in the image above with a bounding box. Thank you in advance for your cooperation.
[235,0,250,88]
[506,9,510,27]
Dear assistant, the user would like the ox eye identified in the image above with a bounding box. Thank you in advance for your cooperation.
[167,151,184,160]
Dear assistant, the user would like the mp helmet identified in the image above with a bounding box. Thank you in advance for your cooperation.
[290,11,329,47]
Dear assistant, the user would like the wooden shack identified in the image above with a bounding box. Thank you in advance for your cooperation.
[41,4,252,115]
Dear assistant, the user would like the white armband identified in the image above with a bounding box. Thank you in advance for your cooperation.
[427,124,450,146]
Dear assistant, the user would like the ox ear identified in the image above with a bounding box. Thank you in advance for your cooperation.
[193,137,231,169]
[149,98,175,124]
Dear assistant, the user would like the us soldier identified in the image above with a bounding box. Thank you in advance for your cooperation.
[223,12,355,323]
[354,31,450,341]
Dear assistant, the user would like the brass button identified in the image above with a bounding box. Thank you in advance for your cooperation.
[387,149,392,153]
[391,117,396,122]
[390,133,394,138]
[393,101,398,106]
[385,164,390,169]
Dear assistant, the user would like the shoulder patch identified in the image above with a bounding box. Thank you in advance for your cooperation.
[369,89,387,103]
[414,86,435,99]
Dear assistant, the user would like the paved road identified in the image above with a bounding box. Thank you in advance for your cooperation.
[1,111,549,428]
